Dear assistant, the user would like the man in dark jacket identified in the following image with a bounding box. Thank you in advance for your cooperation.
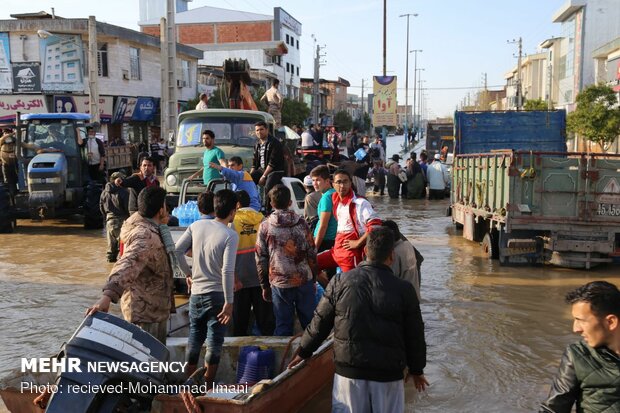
[249,121,285,208]
[289,227,428,412]
[540,281,620,413]
[100,172,130,262]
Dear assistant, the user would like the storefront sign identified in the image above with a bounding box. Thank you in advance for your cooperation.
[0,95,48,123]
[53,95,114,123]
[131,97,158,121]
[39,34,85,92]
[12,62,41,93]
[0,33,13,93]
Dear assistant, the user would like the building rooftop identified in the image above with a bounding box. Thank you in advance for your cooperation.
[552,0,586,23]
[139,5,272,26]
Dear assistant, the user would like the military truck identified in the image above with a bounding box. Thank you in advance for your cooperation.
[163,109,275,205]
[450,110,620,269]
[0,113,104,232]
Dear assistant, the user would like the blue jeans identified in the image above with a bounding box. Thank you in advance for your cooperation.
[271,281,316,336]
[187,292,226,366]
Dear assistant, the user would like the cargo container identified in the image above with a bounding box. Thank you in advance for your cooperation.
[451,150,620,268]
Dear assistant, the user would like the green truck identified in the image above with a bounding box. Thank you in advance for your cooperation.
[163,109,275,204]
[451,150,620,268]
[450,110,620,269]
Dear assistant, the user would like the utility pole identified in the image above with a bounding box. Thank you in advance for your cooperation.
[383,0,387,76]
[312,39,325,126]
[361,78,365,117]
[546,53,553,110]
[399,13,418,147]
[411,50,422,130]
[508,37,523,110]
[87,16,99,124]
[161,0,178,143]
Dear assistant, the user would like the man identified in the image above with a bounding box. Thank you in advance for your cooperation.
[370,135,385,163]
[301,125,316,150]
[175,189,239,383]
[87,186,174,344]
[79,126,106,182]
[209,156,261,211]
[317,169,382,273]
[382,220,422,300]
[250,121,285,201]
[99,171,130,263]
[289,227,428,412]
[303,175,321,224]
[231,190,274,336]
[115,156,159,193]
[426,153,449,200]
[0,128,17,193]
[188,130,226,186]
[311,165,338,287]
[345,128,359,158]
[540,281,620,413]
[195,92,209,110]
[386,154,403,199]
[406,153,426,199]
[260,79,282,128]
[256,184,317,336]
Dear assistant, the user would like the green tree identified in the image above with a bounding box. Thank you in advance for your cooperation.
[334,110,353,131]
[281,98,310,127]
[567,84,620,149]
[353,113,371,133]
[524,98,549,110]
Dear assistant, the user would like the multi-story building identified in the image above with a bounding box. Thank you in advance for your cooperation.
[300,77,350,122]
[139,0,192,22]
[551,0,620,111]
[396,105,412,128]
[504,52,547,109]
[0,11,201,148]
[138,5,299,98]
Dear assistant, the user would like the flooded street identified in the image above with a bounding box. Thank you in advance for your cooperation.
[1,136,619,412]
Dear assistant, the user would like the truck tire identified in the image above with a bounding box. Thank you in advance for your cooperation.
[0,184,16,233]
[83,181,104,230]
[482,231,499,260]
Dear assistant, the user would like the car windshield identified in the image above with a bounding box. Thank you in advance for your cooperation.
[176,117,259,148]
[24,121,79,157]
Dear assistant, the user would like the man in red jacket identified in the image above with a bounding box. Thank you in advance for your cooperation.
[317,169,381,273]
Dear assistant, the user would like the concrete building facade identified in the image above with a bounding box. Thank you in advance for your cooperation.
[0,12,202,149]
[138,5,300,99]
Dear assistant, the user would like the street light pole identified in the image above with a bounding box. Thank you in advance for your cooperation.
[399,13,418,148]
[410,49,422,134]
[415,68,425,128]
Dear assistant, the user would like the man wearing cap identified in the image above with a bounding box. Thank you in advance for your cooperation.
[100,171,130,262]
[303,174,322,223]
[426,153,450,200]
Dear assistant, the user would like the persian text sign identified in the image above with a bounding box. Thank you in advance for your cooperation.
[0,95,48,122]
[372,76,397,126]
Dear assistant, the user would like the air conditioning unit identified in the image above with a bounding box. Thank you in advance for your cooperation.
[176,79,187,88]
[122,69,129,80]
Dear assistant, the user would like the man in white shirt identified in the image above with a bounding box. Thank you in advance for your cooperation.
[426,154,450,200]
[79,126,106,182]
[260,79,282,128]
[195,93,209,110]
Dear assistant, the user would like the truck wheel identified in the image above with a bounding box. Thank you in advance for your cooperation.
[482,231,499,259]
[0,184,16,233]
[83,181,104,230]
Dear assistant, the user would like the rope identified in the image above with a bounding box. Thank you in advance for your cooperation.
[180,390,201,413]
[520,151,537,179]
[279,332,303,373]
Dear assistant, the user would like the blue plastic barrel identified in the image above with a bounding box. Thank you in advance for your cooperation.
[236,346,275,385]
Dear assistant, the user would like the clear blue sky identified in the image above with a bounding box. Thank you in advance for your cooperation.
[2,0,564,118]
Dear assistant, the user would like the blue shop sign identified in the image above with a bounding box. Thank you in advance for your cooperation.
[132,97,159,121]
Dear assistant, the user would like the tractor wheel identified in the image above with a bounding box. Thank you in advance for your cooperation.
[482,231,499,260]
[0,184,16,233]
[83,181,104,230]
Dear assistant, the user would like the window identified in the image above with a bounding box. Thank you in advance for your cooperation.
[181,60,190,87]
[66,62,75,68]
[286,34,290,44]
[286,62,290,73]
[130,47,141,80]
[65,51,75,58]
[296,39,299,49]
[297,66,299,76]
[97,43,108,77]
[67,73,76,80]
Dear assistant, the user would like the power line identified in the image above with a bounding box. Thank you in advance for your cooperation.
[346,85,505,91]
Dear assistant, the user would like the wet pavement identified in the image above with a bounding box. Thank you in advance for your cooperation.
[1,136,619,412]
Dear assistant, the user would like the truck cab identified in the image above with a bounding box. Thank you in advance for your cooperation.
[163,109,275,204]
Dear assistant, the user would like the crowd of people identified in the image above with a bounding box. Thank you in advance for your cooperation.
[85,120,620,412]
[86,121,431,410]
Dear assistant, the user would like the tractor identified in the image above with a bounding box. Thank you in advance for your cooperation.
[0,113,104,232]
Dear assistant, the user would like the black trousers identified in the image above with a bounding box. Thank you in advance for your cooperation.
[233,286,275,336]
[251,169,284,210]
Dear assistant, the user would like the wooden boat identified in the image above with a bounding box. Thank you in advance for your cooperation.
[0,312,334,413]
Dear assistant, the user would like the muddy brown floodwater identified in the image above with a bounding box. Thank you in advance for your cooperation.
[1,137,619,412]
